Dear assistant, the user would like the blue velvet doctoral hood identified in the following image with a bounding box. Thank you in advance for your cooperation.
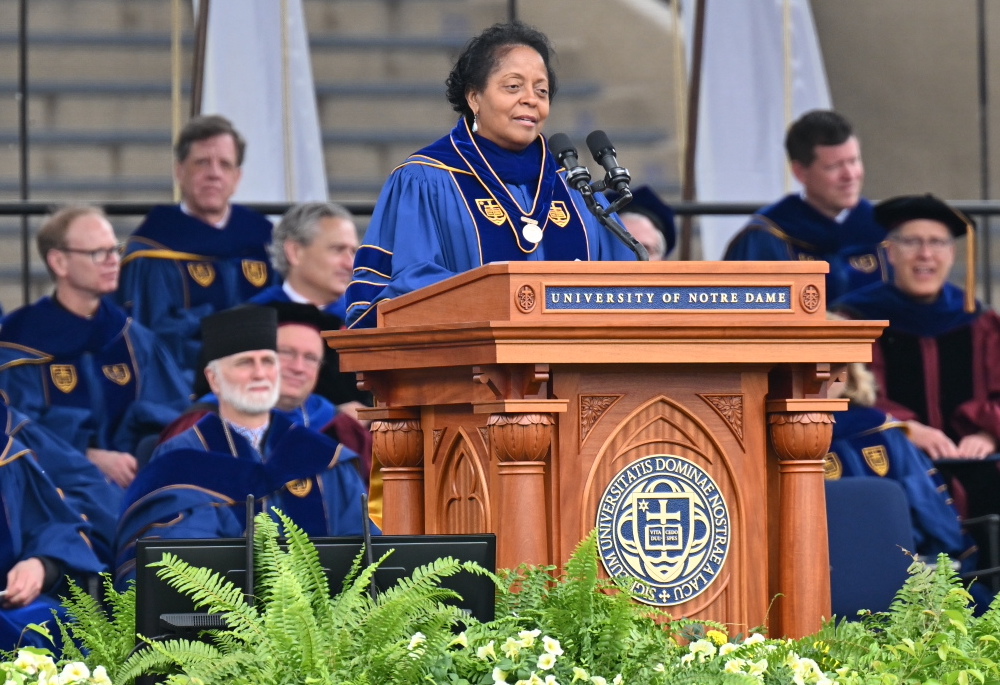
[833,281,980,338]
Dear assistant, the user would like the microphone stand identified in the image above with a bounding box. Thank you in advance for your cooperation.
[580,185,649,262]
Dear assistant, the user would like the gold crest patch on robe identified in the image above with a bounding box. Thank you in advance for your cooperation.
[286,478,313,498]
[823,452,843,480]
[242,260,268,287]
[548,201,570,227]
[475,199,508,226]
[50,364,78,393]
[188,262,216,287]
[862,445,890,476]
[102,364,132,386]
[849,253,879,274]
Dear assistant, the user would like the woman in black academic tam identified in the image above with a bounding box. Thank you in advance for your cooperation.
[831,193,1000,461]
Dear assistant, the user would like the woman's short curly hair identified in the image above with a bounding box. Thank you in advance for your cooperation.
[445,20,558,124]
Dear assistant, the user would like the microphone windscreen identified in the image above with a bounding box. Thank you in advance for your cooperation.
[548,133,576,157]
[586,130,614,160]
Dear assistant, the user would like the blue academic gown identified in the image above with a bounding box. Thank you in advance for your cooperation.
[347,119,637,328]
[249,284,349,321]
[0,436,105,651]
[0,297,190,456]
[825,406,969,559]
[114,411,375,587]
[117,204,274,376]
[723,195,888,303]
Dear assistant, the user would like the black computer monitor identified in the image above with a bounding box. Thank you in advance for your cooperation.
[134,534,497,642]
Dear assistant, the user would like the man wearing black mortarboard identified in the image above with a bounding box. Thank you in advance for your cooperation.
[113,305,377,589]
[831,194,1000,461]
[618,186,677,261]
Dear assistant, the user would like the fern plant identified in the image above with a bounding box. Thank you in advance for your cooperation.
[116,509,494,685]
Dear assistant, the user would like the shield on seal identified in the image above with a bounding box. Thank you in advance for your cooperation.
[188,262,216,287]
[630,492,694,584]
[849,253,879,274]
[50,364,78,393]
[242,260,268,287]
[475,199,508,226]
[102,363,132,386]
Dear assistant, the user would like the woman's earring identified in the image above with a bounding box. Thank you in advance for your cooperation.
[472,114,479,133]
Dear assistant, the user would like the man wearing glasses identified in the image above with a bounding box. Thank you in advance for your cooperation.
[0,206,189,488]
[831,194,1000,461]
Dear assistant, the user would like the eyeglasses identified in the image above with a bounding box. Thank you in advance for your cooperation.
[58,244,122,263]
[890,236,954,254]
[277,347,323,369]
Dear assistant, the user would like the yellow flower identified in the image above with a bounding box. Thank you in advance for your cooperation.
[450,632,469,649]
[572,667,590,682]
[719,642,739,656]
[542,635,564,656]
[537,652,557,671]
[706,629,728,646]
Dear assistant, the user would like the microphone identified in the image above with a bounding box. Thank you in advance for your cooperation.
[548,133,593,196]
[586,130,631,195]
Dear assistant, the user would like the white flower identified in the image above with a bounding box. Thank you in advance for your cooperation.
[14,652,44,675]
[744,633,767,645]
[590,678,607,685]
[719,642,740,656]
[543,677,559,685]
[493,666,510,685]
[653,663,665,673]
[58,663,90,685]
[680,653,695,666]
[748,659,768,676]
[724,658,746,674]
[572,667,590,682]
[450,632,468,649]
[537,652,557,671]
[502,637,522,659]
[478,640,498,661]
[407,632,426,651]
[519,628,541,648]
[542,635,564,656]
[611,675,623,685]
[688,639,717,662]
[91,666,111,685]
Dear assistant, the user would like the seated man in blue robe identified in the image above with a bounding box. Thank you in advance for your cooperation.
[0,424,105,651]
[0,206,190,489]
[724,110,887,303]
[115,306,376,588]
[117,115,274,381]
[250,203,371,417]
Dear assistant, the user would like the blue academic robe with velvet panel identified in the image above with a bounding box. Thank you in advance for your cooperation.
[347,120,637,328]
[0,297,189,456]
[826,405,970,559]
[0,436,105,650]
[249,284,348,321]
[724,194,888,303]
[117,204,274,376]
[114,411,375,587]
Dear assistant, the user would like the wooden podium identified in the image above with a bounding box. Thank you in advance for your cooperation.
[326,262,885,637]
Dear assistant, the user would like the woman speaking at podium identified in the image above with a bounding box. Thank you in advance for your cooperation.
[345,21,637,328]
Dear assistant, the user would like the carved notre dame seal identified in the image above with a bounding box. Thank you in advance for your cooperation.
[597,455,730,607]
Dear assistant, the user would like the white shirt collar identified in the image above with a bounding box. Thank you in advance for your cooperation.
[180,202,230,229]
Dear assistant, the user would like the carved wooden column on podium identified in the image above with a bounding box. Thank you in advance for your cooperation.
[768,396,844,638]
[370,411,424,535]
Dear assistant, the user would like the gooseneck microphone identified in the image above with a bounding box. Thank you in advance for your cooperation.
[586,129,632,195]
[548,133,593,197]
[548,131,647,261]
